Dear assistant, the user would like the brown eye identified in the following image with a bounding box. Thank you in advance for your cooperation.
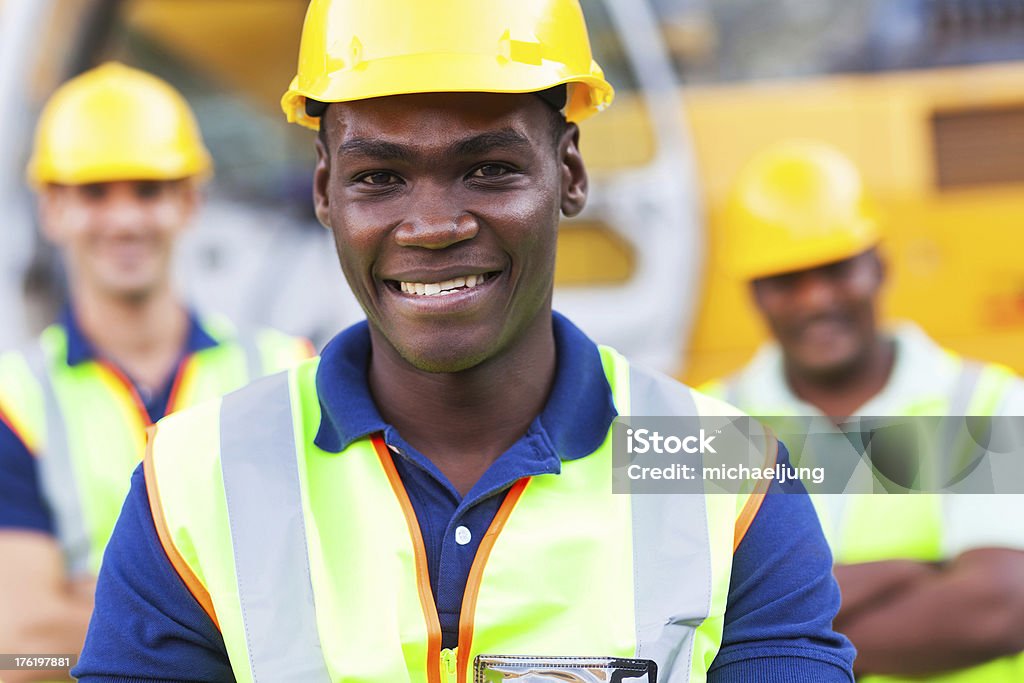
[134,181,164,199]
[359,172,399,185]
[471,164,510,178]
[79,183,108,200]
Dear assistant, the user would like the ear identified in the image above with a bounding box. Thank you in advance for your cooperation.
[749,280,768,313]
[559,123,588,218]
[176,179,201,227]
[313,135,332,229]
[869,248,886,287]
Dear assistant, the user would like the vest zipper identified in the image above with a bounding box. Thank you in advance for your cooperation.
[454,478,531,682]
[164,353,195,415]
[440,647,458,683]
[374,436,531,683]
[373,436,445,682]
[99,360,154,426]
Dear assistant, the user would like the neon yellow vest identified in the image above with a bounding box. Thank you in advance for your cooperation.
[702,356,1024,682]
[0,317,311,575]
[145,346,774,682]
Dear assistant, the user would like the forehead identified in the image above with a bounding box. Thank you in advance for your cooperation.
[321,92,553,153]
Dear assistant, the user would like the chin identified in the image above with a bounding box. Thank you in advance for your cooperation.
[798,353,863,382]
[396,342,491,374]
[98,278,161,303]
[385,327,496,374]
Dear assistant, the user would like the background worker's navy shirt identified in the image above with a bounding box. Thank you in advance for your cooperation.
[0,307,219,535]
[75,314,856,682]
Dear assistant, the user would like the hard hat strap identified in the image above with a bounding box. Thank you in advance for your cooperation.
[305,97,328,118]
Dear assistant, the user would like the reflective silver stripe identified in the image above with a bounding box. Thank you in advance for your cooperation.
[940,360,987,488]
[628,364,710,683]
[724,378,740,408]
[21,342,92,576]
[220,372,330,682]
[237,329,264,381]
[949,361,983,417]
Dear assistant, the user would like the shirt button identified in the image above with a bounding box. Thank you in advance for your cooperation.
[455,526,472,546]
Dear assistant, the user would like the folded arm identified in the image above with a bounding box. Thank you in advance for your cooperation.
[835,548,1024,676]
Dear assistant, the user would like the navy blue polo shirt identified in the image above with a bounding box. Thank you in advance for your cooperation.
[0,307,219,535]
[74,313,856,682]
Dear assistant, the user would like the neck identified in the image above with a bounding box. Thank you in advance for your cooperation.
[70,283,190,390]
[368,309,557,496]
[785,336,895,421]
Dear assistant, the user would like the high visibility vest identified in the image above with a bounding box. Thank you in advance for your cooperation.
[702,338,1024,683]
[0,317,312,575]
[145,345,775,683]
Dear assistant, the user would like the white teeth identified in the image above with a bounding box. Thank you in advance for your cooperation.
[397,273,490,296]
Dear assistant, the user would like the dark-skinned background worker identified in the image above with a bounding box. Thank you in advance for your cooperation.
[0,63,313,682]
[702,140,1024,682]
[74,1,855,681]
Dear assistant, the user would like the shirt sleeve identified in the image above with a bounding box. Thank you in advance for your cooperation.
[0,413,54,534]
[709,443,856,682]
[72,464,233,682]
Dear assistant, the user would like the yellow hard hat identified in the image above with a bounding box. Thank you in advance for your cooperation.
[281,0,615,131]
[723,140,880,281]
[27,62,212,187]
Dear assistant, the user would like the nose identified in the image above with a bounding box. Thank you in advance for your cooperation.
[393,187,479,249]
[101,189,148,234]
[792,271,838,310]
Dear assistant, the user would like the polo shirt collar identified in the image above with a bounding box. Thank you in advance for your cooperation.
[314,311,618,460]
[61,306,220,367]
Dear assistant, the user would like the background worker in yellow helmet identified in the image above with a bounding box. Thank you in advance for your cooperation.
[75,2,854,681]
[0,62,312,681]
[703,139,1024,681]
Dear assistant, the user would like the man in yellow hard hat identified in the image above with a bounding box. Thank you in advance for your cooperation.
[703,140,1024,681]
[0,62,312,681]
[75,4,855,681]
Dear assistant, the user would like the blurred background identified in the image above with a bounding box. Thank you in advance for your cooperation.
[3,0,1024,384]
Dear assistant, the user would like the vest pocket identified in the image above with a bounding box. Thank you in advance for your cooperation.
[473,654,657,682]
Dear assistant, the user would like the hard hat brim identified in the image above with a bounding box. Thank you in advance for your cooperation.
[281,51,613,130]
[734,228,881,281]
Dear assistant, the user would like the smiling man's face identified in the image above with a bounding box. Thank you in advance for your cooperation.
[39,179,196,303]
[313,91,588,373]
[751,250,884,380]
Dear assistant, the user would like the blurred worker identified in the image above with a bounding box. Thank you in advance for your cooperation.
[74,2,855,681]
[703,140,1024,681]
[0,62,312,681]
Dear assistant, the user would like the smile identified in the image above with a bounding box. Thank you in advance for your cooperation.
[390,272,499,297]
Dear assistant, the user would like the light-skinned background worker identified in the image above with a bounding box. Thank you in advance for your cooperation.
[0,63,312,681]
[75,3,855,681]
[703,140,1024,681]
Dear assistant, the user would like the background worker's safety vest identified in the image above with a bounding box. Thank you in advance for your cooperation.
[145,346,774,683]
[702,323,1024,683]
[0,317,311,576]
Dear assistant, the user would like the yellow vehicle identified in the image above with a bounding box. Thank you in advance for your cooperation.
[684,60,1024,385]
[6,0,1024,384]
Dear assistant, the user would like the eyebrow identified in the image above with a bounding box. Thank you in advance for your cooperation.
[451,129,532,157]
[336,138,412,162]
[336,128,532,162]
